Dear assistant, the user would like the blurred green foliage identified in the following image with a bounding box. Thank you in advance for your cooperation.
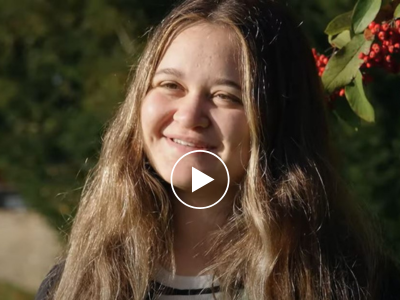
[0,0,398,258]
[0,0,173,232]
[0,281,34,300]
[333,70,400,255]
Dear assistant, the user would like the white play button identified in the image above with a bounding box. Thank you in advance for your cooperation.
[192,167,214,192]
[170,150,230,209]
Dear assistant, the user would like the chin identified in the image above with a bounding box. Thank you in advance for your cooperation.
[152,163,189,186]
[170,181,192,192]
[170,168,192,187]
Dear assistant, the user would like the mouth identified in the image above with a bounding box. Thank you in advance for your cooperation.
[165,137,216,151]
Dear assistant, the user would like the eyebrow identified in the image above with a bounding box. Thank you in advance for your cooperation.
[213,78,242,91]
[154,68,184,78]
[154,68,242,91]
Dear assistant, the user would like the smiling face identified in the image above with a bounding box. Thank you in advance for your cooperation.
[140,22,250,191]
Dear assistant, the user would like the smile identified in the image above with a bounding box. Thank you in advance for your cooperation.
[172,138,202,147]
[166,137,215,151]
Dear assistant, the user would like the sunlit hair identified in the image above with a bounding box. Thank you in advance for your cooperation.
[50,0,388,299]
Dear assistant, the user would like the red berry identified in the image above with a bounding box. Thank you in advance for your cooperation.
[386,55,391,62]
[378,32,386,40]
[395,20,400,29]
[359,53,365,59]
[366,62,372,68]
[339,89,345,97]
[388,45,394,53]
[369,51,376,58]
[323,57,329,65]
[382,23,390,31]
[372,43,380,53]
[368,22,376,30]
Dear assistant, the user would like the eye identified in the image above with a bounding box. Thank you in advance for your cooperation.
[214,93,242,104]
[160,82,181,90]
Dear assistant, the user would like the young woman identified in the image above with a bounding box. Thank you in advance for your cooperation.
[35,0,400,299]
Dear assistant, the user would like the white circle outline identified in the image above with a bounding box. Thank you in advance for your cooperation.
[170,150,230,210]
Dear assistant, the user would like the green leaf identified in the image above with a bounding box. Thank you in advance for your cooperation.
[352,0,382,34]
[332,96,361,133]
[322,34,372,93]
[345,70,375,122]
[325,11,353,36]
[394,4,400,18]
[329,30,351,49]
[333,110,359,135]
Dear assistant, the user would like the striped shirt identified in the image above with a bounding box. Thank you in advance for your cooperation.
[150,266,223,300]
[35,262,249,300]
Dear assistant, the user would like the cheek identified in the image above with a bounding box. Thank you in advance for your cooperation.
[217,111,250,182]
[140,92,174,182]
[221,111,250,151]
[141,91,170,140]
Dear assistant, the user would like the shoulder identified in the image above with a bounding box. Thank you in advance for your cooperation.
[35,260,65,300]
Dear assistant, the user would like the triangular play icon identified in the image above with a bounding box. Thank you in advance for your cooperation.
[192,167,214,192]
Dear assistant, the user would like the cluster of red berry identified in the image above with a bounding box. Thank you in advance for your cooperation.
[312,48,329,77]
[360,19,400,73]
[312,18,400,106]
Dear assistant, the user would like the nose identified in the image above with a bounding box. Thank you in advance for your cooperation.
[173,92,210,129]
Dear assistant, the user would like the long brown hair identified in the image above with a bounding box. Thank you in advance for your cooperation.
[51,0,389,299]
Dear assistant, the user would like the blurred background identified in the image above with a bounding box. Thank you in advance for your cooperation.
[0,0,399,299]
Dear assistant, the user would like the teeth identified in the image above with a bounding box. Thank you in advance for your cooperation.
[172,138,198,147]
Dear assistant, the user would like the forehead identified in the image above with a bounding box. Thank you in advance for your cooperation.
[156,22,242,80]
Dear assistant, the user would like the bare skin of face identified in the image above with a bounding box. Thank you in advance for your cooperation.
[141,23,250,275]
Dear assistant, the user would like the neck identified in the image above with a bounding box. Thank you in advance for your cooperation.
[166,186,237,275]
[168,185,237,247]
